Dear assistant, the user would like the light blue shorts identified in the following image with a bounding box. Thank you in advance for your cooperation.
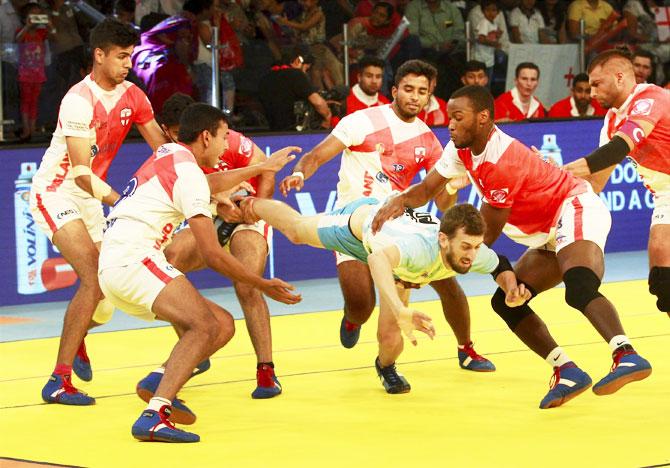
[316,198,379,263]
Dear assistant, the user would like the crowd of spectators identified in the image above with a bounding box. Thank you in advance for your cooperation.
[1,0,669,140]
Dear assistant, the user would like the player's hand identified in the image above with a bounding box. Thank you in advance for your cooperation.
[260,277,302,304]
[238,197,260,224]
[397,308,435,346]
[371,194,405,234]
[263,146,301,173]
[216,202,244,223]
[530,145,559,167]
[505,283,531,307]
[563,158,591,178]
[279,174,305,197]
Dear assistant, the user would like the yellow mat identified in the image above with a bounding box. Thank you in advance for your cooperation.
[1,280,668,468]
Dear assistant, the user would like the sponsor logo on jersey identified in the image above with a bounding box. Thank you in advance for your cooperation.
[56,209,77,220]
[376,171,389,183]
[392,163,404,172]
[414,146,426,164]
[91,144,99,157]
[488,188,509,203]
[630,98,654,116]
[120,107,133,126]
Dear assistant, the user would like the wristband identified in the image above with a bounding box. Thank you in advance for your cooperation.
[292,171,305,180]
[491,254,513,280]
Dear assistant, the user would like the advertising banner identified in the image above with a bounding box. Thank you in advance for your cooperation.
[1,119,652,306]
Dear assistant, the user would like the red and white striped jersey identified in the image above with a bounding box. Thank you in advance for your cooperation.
[599,83,670,195]
[100,143,211,268]
[435,126,587,246]
[32,74,154,197]
[330,104,442,207]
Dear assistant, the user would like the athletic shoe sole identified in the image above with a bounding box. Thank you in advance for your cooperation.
[135,386,196,425]
[540,382,592,409]
[593,368,653,396]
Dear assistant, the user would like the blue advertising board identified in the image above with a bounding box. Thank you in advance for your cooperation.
[2,118,652,306]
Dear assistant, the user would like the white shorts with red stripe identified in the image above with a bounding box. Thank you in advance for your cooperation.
[29,189,105,243]
[229,220,273,248]
[98,253,183,321]
[651,191,670,226]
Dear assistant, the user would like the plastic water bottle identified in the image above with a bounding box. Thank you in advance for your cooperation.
[539,134,563,166]
[15,162,48,294]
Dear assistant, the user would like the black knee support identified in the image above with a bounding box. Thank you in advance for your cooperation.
[490,287,535,330]
[563,267,603,312]
[649,266,670,312]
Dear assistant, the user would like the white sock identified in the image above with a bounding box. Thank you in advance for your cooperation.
[153,367,165,374]
[608,335,631,352]
[146,397,171,412]
[545,347,571,368]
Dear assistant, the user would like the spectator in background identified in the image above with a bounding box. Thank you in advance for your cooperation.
[193,0,218,105]
[254,0,300,60]
[494,61,546,121]
[417,75,448,125]
[548,72,606,117]
[0,0,25,135]
[405,0,466,99]
[322,0,354,40]
[632,49,654,83]
[622,0,670,71]
[509,0,550,43]
[276,0,344,90]
[114,0,140,31]
[16,2,50,141]
[258,47,332,130]
[468,0,510,53]
[345,55,389,115]
[474,0,503,82]
[355,0,397,17]
[537,0,568,43]
[567,0,621,51]
[460,59,489,87]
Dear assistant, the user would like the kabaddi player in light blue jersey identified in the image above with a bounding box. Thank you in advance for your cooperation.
[239,197,530,394]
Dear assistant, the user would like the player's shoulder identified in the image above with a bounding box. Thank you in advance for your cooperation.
[630,84,670,111]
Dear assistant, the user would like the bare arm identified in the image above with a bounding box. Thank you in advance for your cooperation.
[510,26,522,43]
[279,134,346,196]
[188,214,301,304]
[567,19,580,41]
[307,92,332,127]
[249,143,275,199]
[136,119,169,151]
[66,136,120,205]
[279,9,324,31]
[480,202,511,246]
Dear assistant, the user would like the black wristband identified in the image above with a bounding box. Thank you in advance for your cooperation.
[491,254,513,280]
[585,135,630,173]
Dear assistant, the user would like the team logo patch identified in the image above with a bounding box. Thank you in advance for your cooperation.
[120,107,132,126]
[240,137,253,157]
[392,163,404,172]
[376,171,389,183]
[488,188,509,203]
[414,147,426,164]
[630,98,654,116]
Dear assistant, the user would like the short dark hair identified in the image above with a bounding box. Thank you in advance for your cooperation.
[182,0,213,15]
[372,1,394,18]
[160,93,195,127]
[515,61,540,79]
[572,72,589,88]
[280,45,314,65]
[440,203,486,238]
[449,85,494,120]
[20,2,40,21]
[481,0,498,10]
[587,48,633,73]
[114,0,136,14]
[633,49,655,64]
[358,56,385,74]
[462,60,487,75]
[394,59,437,87]
[178,103,228,143]
[89,18,140,52]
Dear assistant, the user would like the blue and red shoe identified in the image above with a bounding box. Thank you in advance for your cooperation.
[73,338,92,382]
[42,373,95,405]
[131,406,199,443]
[593,348,652,396]
[458,342,496,372]
[251,364,282,399]
[339,316,361,349]
[539,362,592,409]
[136,372,196,425]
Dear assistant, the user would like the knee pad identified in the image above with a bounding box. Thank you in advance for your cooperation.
[649,266,670,312]
[563,266,603,313]
[490,287,534,330]
[92,298,115,325]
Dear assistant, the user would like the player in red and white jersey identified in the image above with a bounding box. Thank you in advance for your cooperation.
[565,49,670,319]
[155,93,284,399]
[280,60,496,373]
[31,19,170,407]
[98,104,300,442]
[373,85,652,408]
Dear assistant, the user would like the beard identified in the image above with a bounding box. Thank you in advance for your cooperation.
[445,251,472,274]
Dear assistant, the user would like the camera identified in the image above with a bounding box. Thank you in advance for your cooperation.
[293,86,348,131]
[29,14,50,25]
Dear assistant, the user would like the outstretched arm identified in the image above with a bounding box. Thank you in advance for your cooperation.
[279,135,346,196]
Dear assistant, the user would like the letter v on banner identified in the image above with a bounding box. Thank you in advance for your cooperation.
[294,191,338,215]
